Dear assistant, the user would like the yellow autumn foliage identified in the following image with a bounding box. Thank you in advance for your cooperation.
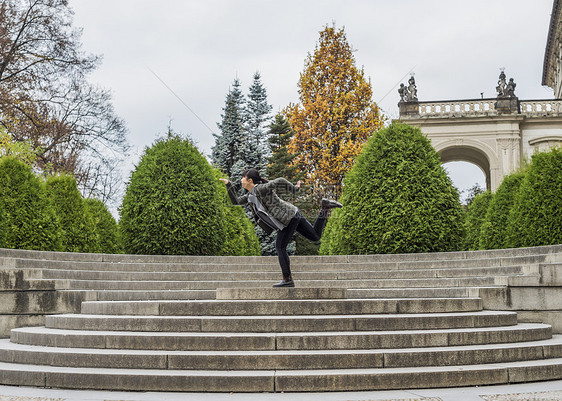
[284,25,384,198]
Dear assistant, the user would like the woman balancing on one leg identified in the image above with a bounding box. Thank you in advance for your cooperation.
[219,168,342,287]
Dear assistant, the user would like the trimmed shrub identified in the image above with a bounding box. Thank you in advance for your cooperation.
[507,147,562,247]
[119,135,228,255]
[463,191,492,250]
[320,122,465,255]
[45,174,95,253]
[479,172,525,249]
[214,169,260,256]
[84,198,123,254]
[0,157,61,250]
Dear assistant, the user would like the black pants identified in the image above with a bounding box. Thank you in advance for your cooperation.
[275,209,327,277]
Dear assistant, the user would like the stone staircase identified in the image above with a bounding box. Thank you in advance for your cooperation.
[0,245,562,392]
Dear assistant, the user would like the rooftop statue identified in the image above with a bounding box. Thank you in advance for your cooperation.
[398,76,418,103]
[496,71,516,98]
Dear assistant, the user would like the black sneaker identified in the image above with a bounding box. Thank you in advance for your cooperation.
[321,198,343,209]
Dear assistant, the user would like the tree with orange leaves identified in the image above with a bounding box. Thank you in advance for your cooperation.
[284,24,383,200]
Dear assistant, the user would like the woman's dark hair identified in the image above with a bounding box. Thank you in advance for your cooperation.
[243,168,268,184]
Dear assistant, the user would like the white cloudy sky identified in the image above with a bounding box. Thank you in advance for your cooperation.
[70,0,555,200]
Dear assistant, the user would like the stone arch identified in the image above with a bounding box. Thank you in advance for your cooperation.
[433,140,496,191]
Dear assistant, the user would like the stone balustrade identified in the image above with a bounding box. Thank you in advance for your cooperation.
[400,98,562,118]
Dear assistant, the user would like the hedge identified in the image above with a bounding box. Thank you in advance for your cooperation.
[320,122,465,255]
[0,157,61,250]
[507,147,562,247]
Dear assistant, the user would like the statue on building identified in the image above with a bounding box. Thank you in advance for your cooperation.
[506,78,516,97]
[494,70,519,114]
[398,75,418,103]
[407,76,418,101]
[496,70,516,98]
[496,70,507,97]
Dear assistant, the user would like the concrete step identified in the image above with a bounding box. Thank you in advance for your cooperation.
[4,253,552,273]
[346,287,502,298]
[38,265,527,281]
[9,323,552,351]
[29,276,524,291]
[41,310,518,333]
[79,297,483,316]
[2,336,561,370]
[0,290,95,314]
[1,356,562,392]
[94,290,216,301]
[3,244,561,264]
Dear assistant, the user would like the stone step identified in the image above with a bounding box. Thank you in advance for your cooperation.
[1,336,561,370]
[3,244,561,264]
[346,287,499,298]
[5,254,550,273]
[31,276,521,291]
[38,265,527,281]
[94,289,216,301]
[1,355,562,392]
[41,310,518,333]
[79,297,483,316]
[0,290,94,314]
[10,323,551,351]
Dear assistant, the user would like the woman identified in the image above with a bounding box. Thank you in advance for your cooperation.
[220,168,342,287]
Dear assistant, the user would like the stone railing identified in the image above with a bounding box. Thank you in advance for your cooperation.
[520,99,562,116]
[400,98,562,119]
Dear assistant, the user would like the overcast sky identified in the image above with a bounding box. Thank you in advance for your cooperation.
[70,0,555,201]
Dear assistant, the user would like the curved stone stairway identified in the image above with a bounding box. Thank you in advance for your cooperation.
[1,246,562,392]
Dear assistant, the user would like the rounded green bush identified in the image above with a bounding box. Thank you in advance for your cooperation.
[479,172,524,249]
[119,135,229,255]
[84,198,123,254]
[0,157,61,250]
[507,147,562,247]
[45,174,95,253]
[320,122,465,255]
[463,191,492,250]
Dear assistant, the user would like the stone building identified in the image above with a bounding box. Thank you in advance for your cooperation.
[398,3,562,191]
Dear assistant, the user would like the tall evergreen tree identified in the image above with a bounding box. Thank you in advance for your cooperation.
[245,72,273,172]
[211,78,246,178]
[266,114,302,181]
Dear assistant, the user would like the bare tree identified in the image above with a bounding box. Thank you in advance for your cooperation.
[0,0,128,203]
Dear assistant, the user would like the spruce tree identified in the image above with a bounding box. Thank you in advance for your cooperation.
[267,114,302,181]
[211,78,246,178]
[245,72,272,172]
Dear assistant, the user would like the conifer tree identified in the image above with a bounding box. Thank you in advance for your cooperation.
[245,72,272,172]
[506,147,562,247]
[211,78,246,178]
[285,24,383,199]
[479,172,524,249]
[464,191,492,251]
[319,122,464,255]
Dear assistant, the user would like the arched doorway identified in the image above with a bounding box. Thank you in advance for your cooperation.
[439,146,491,191]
